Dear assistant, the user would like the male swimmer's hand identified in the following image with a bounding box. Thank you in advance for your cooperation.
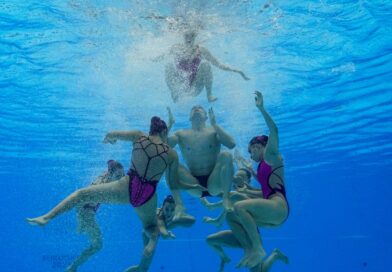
[208,108,217,126]
[103,133,117,144]
[167,107,175,128]
[255,91,264,109]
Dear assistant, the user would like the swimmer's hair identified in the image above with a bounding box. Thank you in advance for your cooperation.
[238,168,252,180]
[190,105,207,114]
[149,116,168,135]
[162,195,175,206]
[107,160,124,170]
[248,135,269,148]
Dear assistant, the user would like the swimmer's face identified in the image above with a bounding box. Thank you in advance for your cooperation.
[233,170,250,188]
[184,31,196,44]
[249,143,265,162]
[163,202,175,222]
[190,106,207,122]
[108,167,124,181]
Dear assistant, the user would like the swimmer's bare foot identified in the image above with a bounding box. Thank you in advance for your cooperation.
[219,255,231,272]
[208,95,218,102]
[26,216,49,226]
[203,216,222,227]
[173,206,194,222]
[272,248,289,264]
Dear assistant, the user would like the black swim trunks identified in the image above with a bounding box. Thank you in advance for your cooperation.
[194,175,211,197]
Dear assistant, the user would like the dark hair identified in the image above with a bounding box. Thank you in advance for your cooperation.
[162,195,175,206]
[238,168,251,180]
[107,160,124,171]
[149,116,167,135]
[248,135,268,152]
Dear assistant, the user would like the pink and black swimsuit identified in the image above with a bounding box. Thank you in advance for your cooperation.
[177,47,202,87]
[128,136,169,208]
[257,160,289,219]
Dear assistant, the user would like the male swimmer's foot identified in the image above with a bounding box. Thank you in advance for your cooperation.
[173,206,195,222]
[203,216,222,227]
[272,248,289,264]
[208,95,218,102]
[26,216,49,226]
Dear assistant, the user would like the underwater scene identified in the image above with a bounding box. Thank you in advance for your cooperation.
[1,1,391,271]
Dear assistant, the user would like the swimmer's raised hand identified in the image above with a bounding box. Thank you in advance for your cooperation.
[255,91,264,109]
[167,107,175,131]
[208,107,217,126]
[103,133,117,144]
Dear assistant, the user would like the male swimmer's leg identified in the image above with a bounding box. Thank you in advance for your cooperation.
[208,151,234,211]
[260,249,289,272]
[207,230,241,271]
[67,218,103,272]
[27,176,130,226]
[167,164,202,220]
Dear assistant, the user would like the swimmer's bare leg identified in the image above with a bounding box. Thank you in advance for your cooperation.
[225,212,253,267]
[208,151,234,211]
[206,230,242,272]
[167,165,203,221]
[165,63,182,102]
[27,176,130,226]
[194,62,217,102]
[124,232,152,272]
[67,219,103,272]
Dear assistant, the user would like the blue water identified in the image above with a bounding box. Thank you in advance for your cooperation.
[1,0,391,271]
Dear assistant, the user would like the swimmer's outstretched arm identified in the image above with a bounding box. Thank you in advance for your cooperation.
[103,130,144,144]
[200,47,250,80]
[166,107,175,132]
[255,91,280,164]
[209,108,236,149]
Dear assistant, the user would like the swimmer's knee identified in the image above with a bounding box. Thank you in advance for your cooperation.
[233,202,245,215]
[218,151,233,163]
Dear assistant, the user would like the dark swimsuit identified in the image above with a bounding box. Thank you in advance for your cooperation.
[257,160,289,221]
[128,136,169,208]
[177,47,202,87]
[194,175,211,197]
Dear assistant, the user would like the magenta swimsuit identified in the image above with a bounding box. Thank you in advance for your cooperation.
[128,136,169,208]
[177,47,202,87]
[257,160,289,219]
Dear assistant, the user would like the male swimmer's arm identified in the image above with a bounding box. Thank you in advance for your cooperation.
[208,108,236,149]
[167,131,179,148]
[200,47,250,80]
[255,91,280,164]
[103,130,144,144]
